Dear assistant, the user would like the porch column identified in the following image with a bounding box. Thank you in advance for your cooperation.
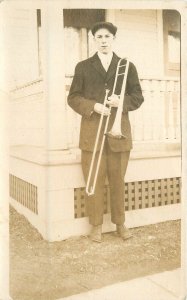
[42,4,68,150]
[37,4,83,241]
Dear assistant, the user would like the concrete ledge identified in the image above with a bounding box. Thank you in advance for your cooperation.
[9,144,181,189]
[9,140,181,166]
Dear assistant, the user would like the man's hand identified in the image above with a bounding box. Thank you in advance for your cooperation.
[94,103,110,116]
[106,94,120,107]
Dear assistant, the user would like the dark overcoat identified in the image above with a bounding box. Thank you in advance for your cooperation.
[68,52,144,152]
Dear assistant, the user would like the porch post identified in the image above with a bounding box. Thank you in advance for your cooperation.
[37,4,83,241]
[42,4,68,150]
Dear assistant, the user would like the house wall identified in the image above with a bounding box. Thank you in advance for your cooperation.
[9,80,45,147]
[7,8,39,89]
[89,10,163,78]
[115,10,163,78]
[8,8,46,147]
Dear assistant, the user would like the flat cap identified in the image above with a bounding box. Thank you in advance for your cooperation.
[91,22,117,36]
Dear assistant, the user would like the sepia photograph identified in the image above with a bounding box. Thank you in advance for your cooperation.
[0,0,187,299]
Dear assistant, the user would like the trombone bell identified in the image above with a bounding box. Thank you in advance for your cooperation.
[106,59,130,141]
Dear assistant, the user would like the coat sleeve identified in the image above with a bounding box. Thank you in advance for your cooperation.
[123,62,144,113]
[67,62,97,118]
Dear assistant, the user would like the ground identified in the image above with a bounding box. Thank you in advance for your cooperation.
[10,206,181,300]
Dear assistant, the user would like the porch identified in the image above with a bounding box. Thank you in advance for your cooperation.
[9,76,181,241]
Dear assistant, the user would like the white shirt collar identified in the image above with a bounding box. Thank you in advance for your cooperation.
[97,51,113,63]
[97,51,113,71]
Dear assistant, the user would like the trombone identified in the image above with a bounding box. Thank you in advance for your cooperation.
[85,58,130,196]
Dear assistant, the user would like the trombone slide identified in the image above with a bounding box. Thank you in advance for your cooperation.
[85,89,111,196]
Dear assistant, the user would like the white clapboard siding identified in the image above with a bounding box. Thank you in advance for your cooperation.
[112,10,160,78]
[88,10,160,78]
[7,8,39,89]
[69,10,162,80]
[10,81,45,147]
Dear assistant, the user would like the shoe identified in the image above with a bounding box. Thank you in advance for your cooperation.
[90,225,102,243]
[116,225,133,240]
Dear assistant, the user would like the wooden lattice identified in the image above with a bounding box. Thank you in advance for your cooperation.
[74,177,181,218]
[9,174,38,214]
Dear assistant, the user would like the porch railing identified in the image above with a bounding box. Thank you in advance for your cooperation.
[65,77,180,149]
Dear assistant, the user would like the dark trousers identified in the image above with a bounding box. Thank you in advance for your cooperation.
[81,140,130,226]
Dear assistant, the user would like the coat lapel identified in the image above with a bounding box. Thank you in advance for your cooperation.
[106,53,121,82]
[90,52,121,81]
[90,53,106,79]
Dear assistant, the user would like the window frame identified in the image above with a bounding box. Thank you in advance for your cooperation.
[163,10,181,77]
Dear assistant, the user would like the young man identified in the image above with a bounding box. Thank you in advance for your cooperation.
[68,22,144,242]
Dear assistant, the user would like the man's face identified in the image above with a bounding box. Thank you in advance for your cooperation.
[94,28,115,54]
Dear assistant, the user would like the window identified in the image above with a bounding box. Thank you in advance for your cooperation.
[163,10,180,76]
